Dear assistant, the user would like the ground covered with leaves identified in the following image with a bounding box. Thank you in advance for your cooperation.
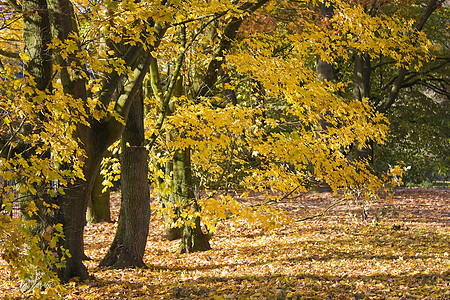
[1,188,449,299]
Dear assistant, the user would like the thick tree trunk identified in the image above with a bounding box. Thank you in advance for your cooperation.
[57,171,99,281]
[86,170,111,224]
[21,147,106,284]
[99,89,150,268]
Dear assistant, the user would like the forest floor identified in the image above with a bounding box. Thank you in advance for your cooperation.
[1,187,449,299]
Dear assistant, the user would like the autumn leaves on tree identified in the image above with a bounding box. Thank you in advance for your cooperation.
[0,0,447,293]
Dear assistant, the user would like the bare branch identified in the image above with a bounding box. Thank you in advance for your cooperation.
[0,48,20,59]
[6,0,21,12]
[295,197,348,222]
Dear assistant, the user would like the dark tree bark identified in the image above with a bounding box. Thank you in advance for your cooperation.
[57,155,103,281]
[99,88,150,268]
[23,0,52,91]
[41,0,157,280]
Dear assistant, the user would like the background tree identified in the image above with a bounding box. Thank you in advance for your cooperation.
[148,0,270,252]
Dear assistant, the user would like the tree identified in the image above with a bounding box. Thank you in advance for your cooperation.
[99,86,150,268]
[1,0,170,282]
[371,1,449,182]
[149,0,270,252]
[344,0,446,166]
[167,0,437,230]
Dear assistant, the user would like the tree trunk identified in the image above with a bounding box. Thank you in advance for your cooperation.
[161,77,183,241]
[308,0,336,193]
[173,147,211,253]
[99,89,150,268]
[28,145,105,283]
[57,169,99,281]
[351,53,374,164]
[86,170,111,224]
[23,0,53,92]
[162,159,183,241]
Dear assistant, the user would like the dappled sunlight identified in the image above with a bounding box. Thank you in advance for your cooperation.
[4,188,447,299]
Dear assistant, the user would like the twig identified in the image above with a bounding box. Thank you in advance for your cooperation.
[295,196,348,222]
[249,185,302,208]
[0,117,27,157]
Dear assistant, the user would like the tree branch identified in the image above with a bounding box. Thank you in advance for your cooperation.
[147,27,187,150]
[6,0,21,12]
[249,185,302,208]
[295,197,348,222]
[195,0,269,99]
[0,48,20,59]
[0,117,27,158]
[377,0,442,113]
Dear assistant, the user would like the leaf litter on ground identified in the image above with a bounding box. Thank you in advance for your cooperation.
[0,188,448,299]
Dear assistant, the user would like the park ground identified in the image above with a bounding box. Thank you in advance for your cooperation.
[1,187,449,299]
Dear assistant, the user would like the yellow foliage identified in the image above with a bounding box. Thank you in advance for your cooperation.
[1,0,437,294]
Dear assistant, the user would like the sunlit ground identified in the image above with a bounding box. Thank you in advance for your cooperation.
[1,188,449,299]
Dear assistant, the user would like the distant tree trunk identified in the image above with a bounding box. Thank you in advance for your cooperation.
[312,0,336,193]
[351,53,374,164]
[162,159,183,241]
[316,1,336,83]
[173,146,211,253]
[86,170,111,224]
[159,74,210,249]
[161,77,183,241]
[99,88,150,268]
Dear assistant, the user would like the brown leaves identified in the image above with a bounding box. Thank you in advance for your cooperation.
[1,188,449,299]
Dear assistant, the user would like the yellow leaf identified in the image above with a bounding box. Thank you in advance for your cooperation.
[20,52,30,62]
